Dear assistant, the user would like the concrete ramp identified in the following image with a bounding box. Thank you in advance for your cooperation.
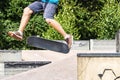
[2,54,77,80]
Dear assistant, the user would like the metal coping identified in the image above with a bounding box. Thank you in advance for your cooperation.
[77,53,120,57]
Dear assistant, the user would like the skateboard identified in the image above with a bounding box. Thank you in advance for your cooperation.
[27,36,70,53]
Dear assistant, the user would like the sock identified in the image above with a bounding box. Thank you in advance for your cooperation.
[64,34,70,39]
[18,31,23,36]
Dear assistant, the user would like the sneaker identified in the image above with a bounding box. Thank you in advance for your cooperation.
[65,34,73,49]
[8,31,23,41]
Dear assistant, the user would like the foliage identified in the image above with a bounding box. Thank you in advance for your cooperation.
[96,0,120,39]
[0,0,47,49]
[42,0,80,40]
[76,0,120,39]
[1,0,120,49]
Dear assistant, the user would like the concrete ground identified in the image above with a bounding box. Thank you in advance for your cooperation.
[1,50,116,80]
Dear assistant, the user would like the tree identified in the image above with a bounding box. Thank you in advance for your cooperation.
[1,0,120,49]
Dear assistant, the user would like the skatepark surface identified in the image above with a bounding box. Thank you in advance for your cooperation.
[1,50,116,80]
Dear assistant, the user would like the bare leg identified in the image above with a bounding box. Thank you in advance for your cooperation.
[18,7,33,32]
[8,7,33,40]
[45,18,73,48]
[45,18,67,38]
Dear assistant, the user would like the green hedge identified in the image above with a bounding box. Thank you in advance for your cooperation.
[0,0,120,49]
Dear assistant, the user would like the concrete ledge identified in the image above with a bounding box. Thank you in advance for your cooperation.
[0,61,51,79]
[1,55,77,80]
[0,50,21,61]
[77,53,120,57]
[77,53,120,80]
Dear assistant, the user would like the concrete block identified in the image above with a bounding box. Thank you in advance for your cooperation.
[0,50,22,61]
[116,30,120,52]
[77,53,120,80]
[0,61,51,79]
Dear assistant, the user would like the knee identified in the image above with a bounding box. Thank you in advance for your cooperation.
[23,7,33,15]
[45,18,53,24]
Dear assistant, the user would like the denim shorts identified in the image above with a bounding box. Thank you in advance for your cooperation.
[28,1,58,19]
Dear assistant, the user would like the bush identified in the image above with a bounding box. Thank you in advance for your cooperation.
[0,0,47,49]
[1,0,120,49]
[72,0,120,40]
[42,0,80,40]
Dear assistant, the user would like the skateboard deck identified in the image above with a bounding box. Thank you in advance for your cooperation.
[27,36,70,53]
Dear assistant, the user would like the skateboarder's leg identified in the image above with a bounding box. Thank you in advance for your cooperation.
[8,1,43,40]
[18,1,44,33]
[45,19,67,38]
[45,18,73,48]
[44,3,73,48]
[18,1,44,32]
[8,7,33,40]
[18,7,33,33]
